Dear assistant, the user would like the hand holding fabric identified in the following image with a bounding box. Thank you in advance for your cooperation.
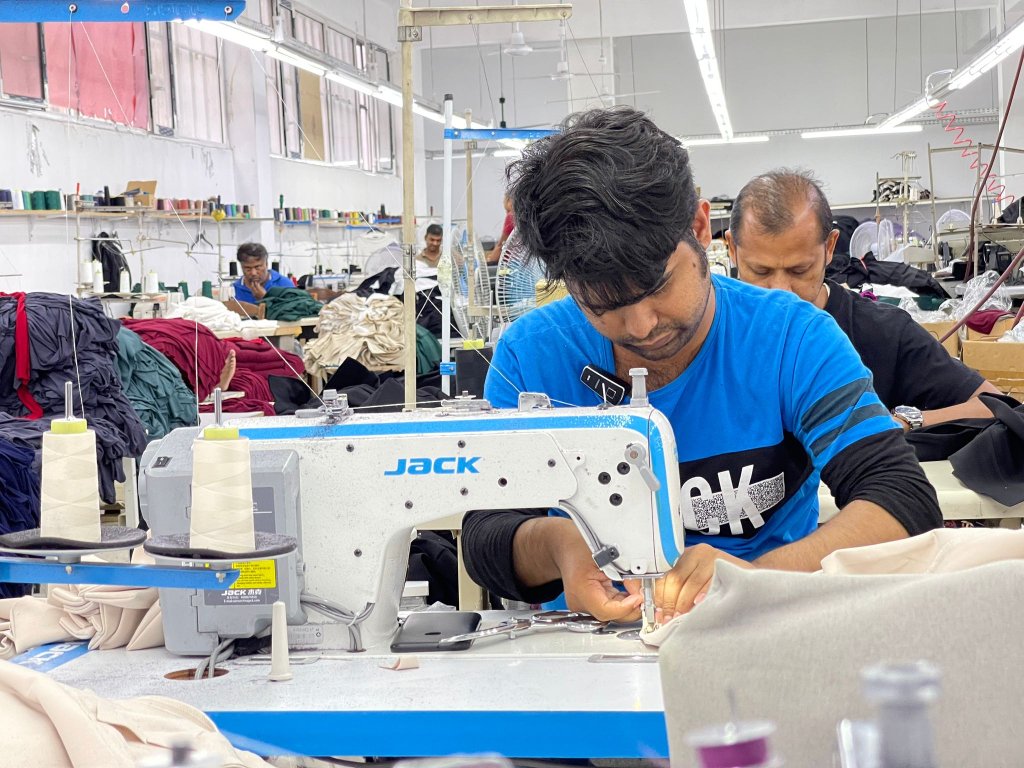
[654,543,753,623]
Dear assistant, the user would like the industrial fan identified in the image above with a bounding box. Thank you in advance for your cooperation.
[445,233,493,341]
[494,227,552,327]
[849,220,896,262]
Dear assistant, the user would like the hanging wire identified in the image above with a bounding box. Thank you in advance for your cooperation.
[893,0,900,113]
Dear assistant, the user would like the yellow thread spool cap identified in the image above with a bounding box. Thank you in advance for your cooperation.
[203,425,240,441]
[462,339,485,350]
[50,418,88,435]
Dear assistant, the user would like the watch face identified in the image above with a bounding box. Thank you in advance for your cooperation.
[895,406,923,428]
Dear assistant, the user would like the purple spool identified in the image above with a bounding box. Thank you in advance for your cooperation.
[687,720,775,768]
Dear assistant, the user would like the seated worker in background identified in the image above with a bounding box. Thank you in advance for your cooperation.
[461,107,941,625]
[233,242,293,303]
[418,224,443,268]
[725,170,1002,431]
[485,194,515,264]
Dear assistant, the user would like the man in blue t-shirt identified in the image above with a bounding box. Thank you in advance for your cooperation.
[233,242,293,304]
[461,107,941,626]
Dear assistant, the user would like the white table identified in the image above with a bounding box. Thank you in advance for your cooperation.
[819,460,1024,524]
[25,614,667,758]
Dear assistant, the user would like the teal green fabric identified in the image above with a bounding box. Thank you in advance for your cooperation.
[259,287,323,321]
[114,326,198,439]
[416,324,441,375]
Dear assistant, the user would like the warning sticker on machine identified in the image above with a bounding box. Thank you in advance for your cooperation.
[230,560,277,590]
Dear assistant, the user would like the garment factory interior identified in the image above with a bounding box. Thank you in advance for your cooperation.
[2,0,1024,765]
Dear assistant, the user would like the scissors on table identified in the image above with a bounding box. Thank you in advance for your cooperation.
[438,610,611,647]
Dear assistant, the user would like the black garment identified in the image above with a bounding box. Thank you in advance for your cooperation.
[949,393,1024,506]
[905,419,994,462]
[407,531,459,607]
[826,254,947,298]
[822,280,983,411]
[461,429,940,605]
[832,215,861,257]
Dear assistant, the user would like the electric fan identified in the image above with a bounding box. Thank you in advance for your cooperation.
[495,228,549,326]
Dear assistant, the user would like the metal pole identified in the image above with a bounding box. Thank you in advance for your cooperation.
[927,143,938,260]
[465,109,475,257]
[401,0,418,411]
[441,94,454,395]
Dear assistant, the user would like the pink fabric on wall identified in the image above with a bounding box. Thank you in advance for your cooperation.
[43,22,150,130]
[0,24,43,100]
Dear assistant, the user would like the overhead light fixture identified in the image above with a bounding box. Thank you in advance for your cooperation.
[947,17,1024,91]
[680,135,769,146]
[492,149,522,158]
[183,19,273,51]
[801,125,923,139]
[266,46,326,77]
[683,0,732,139]
[324,70,378,97]
[881,17,1024,127]
[504,25,533,56]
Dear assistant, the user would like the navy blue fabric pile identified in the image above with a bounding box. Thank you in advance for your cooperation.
[0,294,147,502]
[0,436,39,598]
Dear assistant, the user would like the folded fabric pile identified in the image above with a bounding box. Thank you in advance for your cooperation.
[121,318,305,416]
[114,326,197,440]
[165,296,242,333]
[0,659,272,768]
[0,439,38,598]
[305,293,405,383]
[259,286,323,321]
[0,293,147,501]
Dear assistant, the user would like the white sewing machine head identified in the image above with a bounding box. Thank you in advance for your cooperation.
[140,386,683,654]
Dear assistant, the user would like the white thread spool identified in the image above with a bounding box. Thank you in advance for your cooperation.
[91,261,105,294]
[40,419,102,542]
[143,270,159,294]
[268,600,292,682]
[118,269,130,293]
[79,260,94,285]
[189,427,256,553]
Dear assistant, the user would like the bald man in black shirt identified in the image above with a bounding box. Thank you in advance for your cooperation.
[726,170,1001,432]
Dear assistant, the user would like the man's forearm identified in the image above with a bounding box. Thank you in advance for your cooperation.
[512,516,580,587]
[919,384,1001,428]
[754,499,909,571]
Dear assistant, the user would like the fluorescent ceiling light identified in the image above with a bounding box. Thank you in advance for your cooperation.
[324,70,377,97]
[878,97,931,129]
[412,102,446,124]
[683,0,732,139]
[266,46,326,77]
[492,149,522,158]
[183,19,272,51]
[948,17,1024,90]
[801,125,923,139]
[680,135,769,146]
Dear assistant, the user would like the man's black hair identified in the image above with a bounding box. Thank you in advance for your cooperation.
[237,242,268,264]
[507,106,700,313]
[425,223,443,237]
[730,169,834,245]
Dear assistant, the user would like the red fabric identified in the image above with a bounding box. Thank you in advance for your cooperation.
[120,321,306,416]
[0,293,44,420]
[44,22,150,130]
[0,24,43,99]
[500,212,515,240]
[965,309,1013,335]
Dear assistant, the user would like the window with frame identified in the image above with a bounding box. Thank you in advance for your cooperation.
[147,23,174,135]
[293,11,328,162]
[0,23,44,102]
[326,28,359,167]
[170,23,224,142]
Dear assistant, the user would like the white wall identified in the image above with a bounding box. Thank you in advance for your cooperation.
[0,5,413,295]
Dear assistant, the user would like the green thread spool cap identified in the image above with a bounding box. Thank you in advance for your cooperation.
[203,425,240,441]
[51,418,88,435]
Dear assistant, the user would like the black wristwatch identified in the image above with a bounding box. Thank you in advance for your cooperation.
[892,405,924,430]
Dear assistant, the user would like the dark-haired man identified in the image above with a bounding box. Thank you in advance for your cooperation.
[419,224,444,268]
[461,107,940,626]
[233,242,293,303]
[725,170,1001,430]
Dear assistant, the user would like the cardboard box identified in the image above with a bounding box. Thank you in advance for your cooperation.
[964,316,1016,340]
[122,180,157,208]
[919,320,960,357]
[961,338,1024,398]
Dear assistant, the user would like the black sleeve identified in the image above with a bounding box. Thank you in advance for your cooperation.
[821,429,942,536]
[461,508,566,604]
[894,318,984,410]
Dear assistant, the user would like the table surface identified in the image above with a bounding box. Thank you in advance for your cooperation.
[819,459,1024,522]
[34,612,668,759]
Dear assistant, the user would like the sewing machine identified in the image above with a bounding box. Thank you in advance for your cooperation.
[139,374,684,654]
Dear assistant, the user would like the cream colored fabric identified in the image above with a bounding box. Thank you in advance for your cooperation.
[0,548,162,660]
[167,296,243,333]
[0,659,270,767]
[820,527,1024,574]
[643,528,1024,648]
[658,560,1024,766]
[304,293,405,383]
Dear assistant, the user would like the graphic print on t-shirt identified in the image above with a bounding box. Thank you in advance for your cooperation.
[677,432,812,538]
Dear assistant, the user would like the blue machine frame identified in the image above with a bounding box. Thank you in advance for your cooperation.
[0,558,240,590]
[0,1,244,22]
